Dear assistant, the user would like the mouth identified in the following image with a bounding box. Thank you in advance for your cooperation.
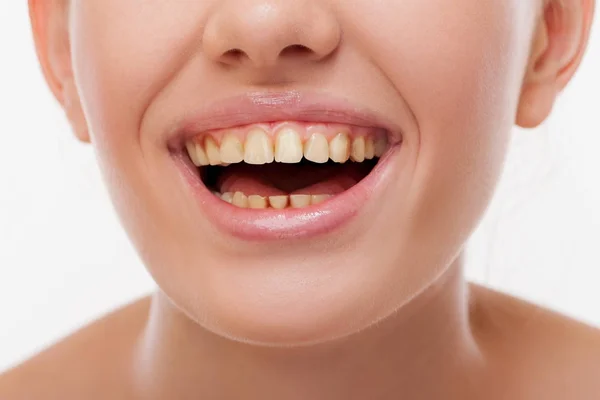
[169,93,403,240]
[186,122,390,209]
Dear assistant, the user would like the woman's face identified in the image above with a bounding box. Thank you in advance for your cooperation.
[67,0,538,344]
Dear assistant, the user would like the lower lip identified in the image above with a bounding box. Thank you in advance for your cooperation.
[174,146,401,241]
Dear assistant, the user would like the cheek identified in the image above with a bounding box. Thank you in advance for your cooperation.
[67,1,213,264]
[351,0,527,142]
[70,0,208,155]
[347,0,531,238]
[69,0,215,233]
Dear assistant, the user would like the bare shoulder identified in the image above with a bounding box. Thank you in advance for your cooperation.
[471,284,600,399]
[0,296,151,400]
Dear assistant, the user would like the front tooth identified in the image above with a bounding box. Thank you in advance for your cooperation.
[275,127,303,163]
[290,194,311,208]
[365,138,375,160]
[248,195,268,209]
[204,137,222,165]
[269,196,288,209]
[374,137,388,157]
[244,128,274,165]
[351,137,366,162]
[186,142,209,166]
[221,192,234,204]
[220,135,244,164]
[329,133,350,163]
[304,133,329,163]
[311,194,332,205]
[232,192,248,208]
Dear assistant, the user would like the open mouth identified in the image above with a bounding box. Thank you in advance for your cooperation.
[183,122,390,209]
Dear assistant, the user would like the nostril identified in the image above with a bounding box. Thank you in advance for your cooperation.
[222,48,246,63]
[280,44,313,58]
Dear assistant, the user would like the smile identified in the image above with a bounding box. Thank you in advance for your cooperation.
[186,122,389,208]
[170,93,404,240]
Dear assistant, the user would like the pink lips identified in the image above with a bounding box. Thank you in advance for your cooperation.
[167,91,403,150]
[169,91,403,241]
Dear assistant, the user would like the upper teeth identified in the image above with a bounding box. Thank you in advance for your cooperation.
[185,123,388,167]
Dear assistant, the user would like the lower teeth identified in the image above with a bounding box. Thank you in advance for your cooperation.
[214,192,333,209]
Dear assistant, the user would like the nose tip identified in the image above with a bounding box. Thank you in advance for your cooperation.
[202,1,341,68]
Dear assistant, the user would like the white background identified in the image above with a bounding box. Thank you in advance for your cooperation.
[1,2,599,372]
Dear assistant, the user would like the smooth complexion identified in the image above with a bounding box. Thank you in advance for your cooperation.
[0,0,598,399]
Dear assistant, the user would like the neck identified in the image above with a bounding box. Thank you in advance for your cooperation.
[133,254,485,400]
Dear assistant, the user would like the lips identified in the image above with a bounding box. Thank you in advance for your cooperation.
[168,92,403,240]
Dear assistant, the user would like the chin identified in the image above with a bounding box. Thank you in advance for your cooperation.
[158,250,409,347]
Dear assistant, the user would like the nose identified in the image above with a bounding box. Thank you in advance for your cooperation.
[202,0,341,68]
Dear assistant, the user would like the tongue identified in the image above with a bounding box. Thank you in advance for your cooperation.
[217,162,370,196]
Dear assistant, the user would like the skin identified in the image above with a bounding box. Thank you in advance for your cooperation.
[1,0,599,398]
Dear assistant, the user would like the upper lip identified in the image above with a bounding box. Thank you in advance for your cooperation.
[166,90,404,150]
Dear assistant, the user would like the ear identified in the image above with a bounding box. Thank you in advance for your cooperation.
[29,0,90,143]
[516,0,595,128]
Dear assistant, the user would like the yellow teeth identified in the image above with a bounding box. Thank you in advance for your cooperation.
[232,192,249,208]
[275,127,303,163]
[244,129,274,165]
[219,192,333,209]
[290,194,312,208]
[248,195,268,209]
[303,133,329,163]
[205,137,221,166]
[186,142,210,166]
[374,137,387,158]
[269,195,289,209]
[185,127,389,167]
[351,137,366,162]
[329,133,351,163]
[311,194,332,204]
[221,192,234,204]
[365,137,375,160]
[220,135,244,164]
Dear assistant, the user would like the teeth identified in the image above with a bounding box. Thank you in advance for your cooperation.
[205,137,222,166]
[275,127,303,163]
[311,194,332,204]
[290,194,312,208]
[350,137,366,162]
[232,192,249,208]
[186,142,210,166]
[269,196,288,209]
[221,192,234,203]
[329,133,351,163]
[364,138,375,160]
[374,137,387,157]
[248,195,268,209]
[185,128,387,167]
[303,133,329,164]
[220,192,334,209]
[244,128,274,165]
[220,135,244,164]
